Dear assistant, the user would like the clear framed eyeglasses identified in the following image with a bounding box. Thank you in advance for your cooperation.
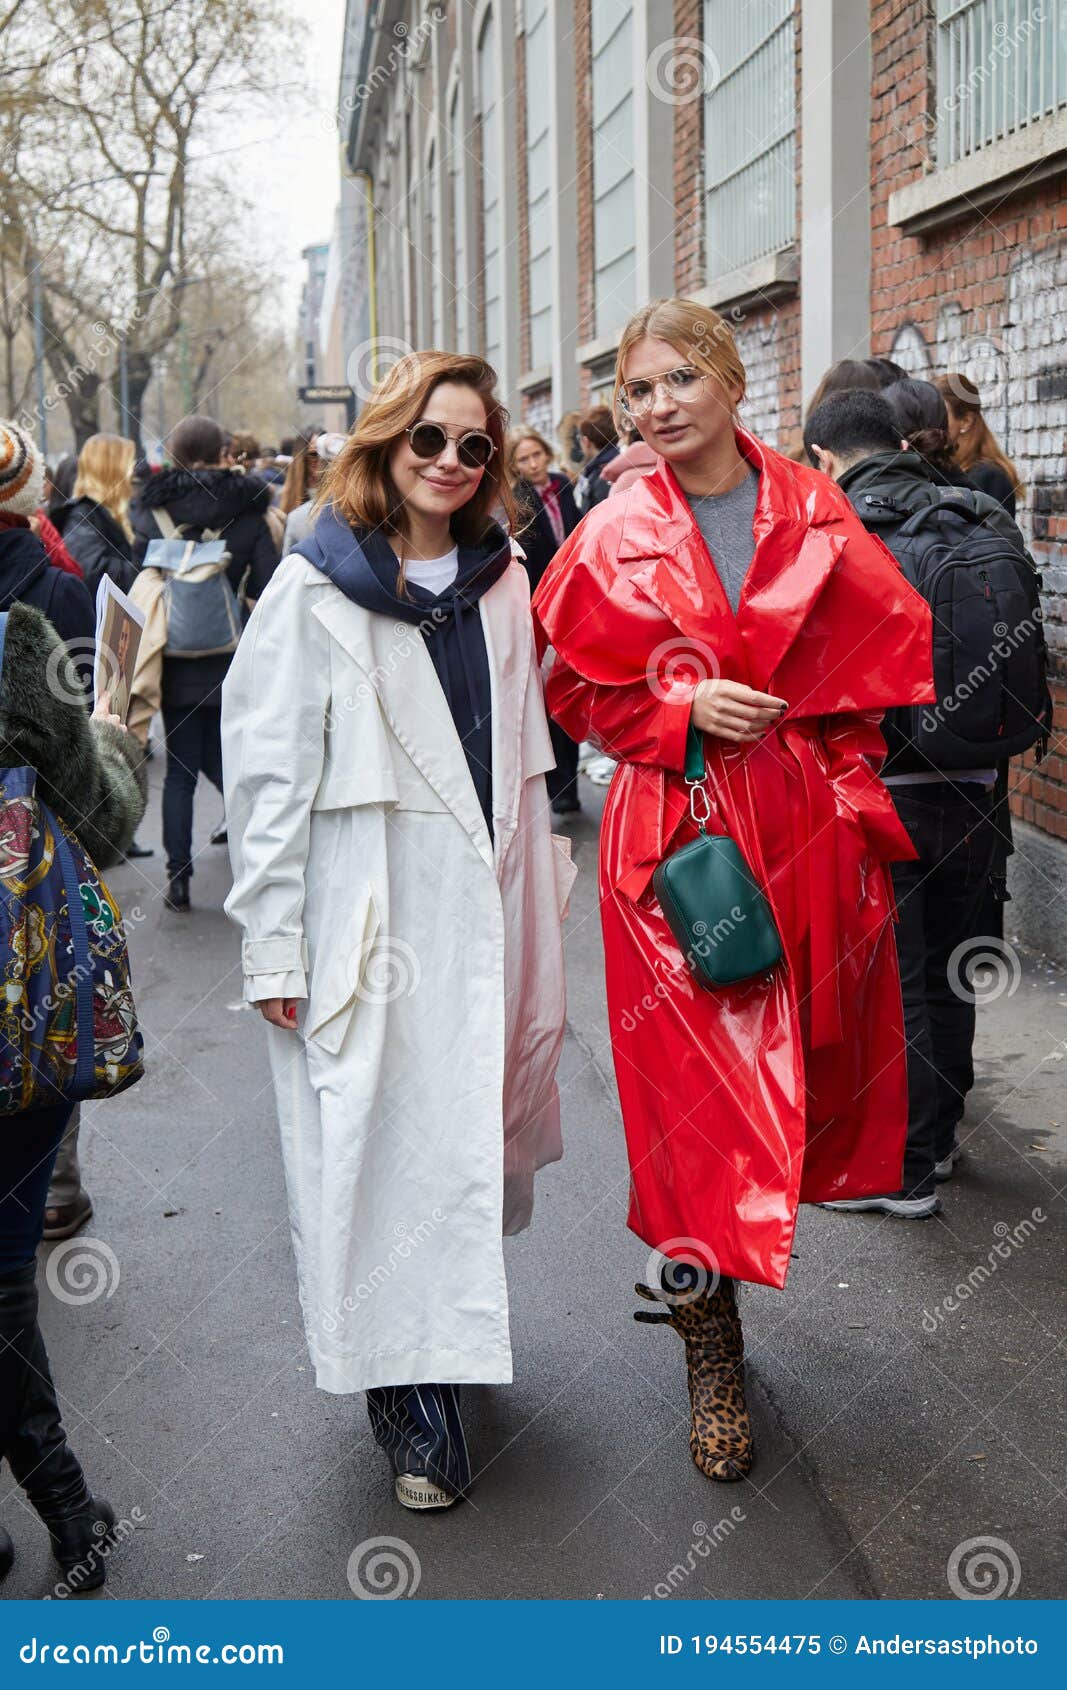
[618,366,710,417]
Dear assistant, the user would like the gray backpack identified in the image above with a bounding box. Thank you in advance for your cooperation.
[143,509,243,658]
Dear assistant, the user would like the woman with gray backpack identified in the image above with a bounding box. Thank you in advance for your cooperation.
[129,417,279,911]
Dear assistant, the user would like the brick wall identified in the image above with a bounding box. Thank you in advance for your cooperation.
[869,0,1067,837]
[673,0,704,295]
[574,0,594,351]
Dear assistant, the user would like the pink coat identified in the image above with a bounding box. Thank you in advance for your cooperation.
[602,440,658,495]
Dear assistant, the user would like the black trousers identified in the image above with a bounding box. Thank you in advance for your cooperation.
[546,719,580,808]
[889,783,997,1197]
[0,1104,72,1273]
[162,702,224,881]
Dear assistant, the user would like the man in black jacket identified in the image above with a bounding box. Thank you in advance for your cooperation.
[803,389,999,1219]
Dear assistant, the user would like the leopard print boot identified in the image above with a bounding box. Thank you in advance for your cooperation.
[635,1270,753,1482]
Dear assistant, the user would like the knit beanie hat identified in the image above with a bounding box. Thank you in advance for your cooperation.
[0,420,45,518]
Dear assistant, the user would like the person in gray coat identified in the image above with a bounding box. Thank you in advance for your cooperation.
[281,432,345,555]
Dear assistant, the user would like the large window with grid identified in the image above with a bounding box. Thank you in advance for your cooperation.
[477,11,502,375]
[425,141,443,346]
[448,84,466,350]
[591,0,636,336]
[936,0,1067,167]
[525,0,553,369]
[703,0,795,278]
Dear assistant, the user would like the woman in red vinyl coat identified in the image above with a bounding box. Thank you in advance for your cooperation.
[533,299,934,1484]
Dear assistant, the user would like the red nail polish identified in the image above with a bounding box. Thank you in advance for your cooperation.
[286,1006,296,1020]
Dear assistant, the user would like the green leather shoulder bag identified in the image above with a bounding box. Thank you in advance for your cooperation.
[651,724,783,989]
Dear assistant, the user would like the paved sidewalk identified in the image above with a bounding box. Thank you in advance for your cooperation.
[1,767,1062,1600]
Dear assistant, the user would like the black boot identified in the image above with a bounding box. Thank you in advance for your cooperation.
[164,872,191,912]
[0,1265,116,1589]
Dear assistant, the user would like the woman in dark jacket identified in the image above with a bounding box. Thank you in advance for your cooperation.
[509,429,583,814]
[574,406,620,513]
[509,429,580,591]
[882,378,976,488]
[52,433,139,597]
[935,373,1021,518]
[129,414,279,911]
[1,419,96,688]
[0,600,147,1592]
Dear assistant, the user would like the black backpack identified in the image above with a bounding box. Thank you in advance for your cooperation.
[858,488,1052,770]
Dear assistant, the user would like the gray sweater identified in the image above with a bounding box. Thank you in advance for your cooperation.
[685,468,759,614]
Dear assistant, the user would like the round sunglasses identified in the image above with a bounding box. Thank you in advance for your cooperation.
[405,419,496,469]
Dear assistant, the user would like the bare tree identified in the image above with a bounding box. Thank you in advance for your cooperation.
[4,0,300,449]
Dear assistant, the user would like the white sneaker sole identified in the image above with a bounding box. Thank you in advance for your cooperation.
[821,1194,941,1219]
[934,1147,962,1182]
[394,1474,459,1511]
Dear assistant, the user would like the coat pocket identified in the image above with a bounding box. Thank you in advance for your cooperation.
[550,833,578,920]
[304,884,380,1055]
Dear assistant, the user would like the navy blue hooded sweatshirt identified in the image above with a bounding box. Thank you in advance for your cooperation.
[296,505,512,837]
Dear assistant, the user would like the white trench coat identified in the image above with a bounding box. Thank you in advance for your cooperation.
[221,551,575,1393]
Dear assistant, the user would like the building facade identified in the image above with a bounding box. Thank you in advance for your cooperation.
[298,243,331,389]
[342,0,1067,956]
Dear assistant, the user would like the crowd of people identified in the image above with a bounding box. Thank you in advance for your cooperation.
[0,295,1050,1585]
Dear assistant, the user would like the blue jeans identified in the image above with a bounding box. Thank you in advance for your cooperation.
[0,1104,73,1273]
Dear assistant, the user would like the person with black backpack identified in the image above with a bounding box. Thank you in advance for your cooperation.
[804,389,1051,1218]
[129,416,279,912]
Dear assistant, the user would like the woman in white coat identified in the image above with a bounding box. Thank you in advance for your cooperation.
[221,351,575,1511]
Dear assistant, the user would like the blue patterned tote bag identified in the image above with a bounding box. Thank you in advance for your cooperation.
[0,612,145,1114]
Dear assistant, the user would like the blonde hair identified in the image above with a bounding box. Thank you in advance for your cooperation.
[320,350,514,549]
[934,374,1023,505]
[74,433,135,538]
[507,427,554,480]
[614,298,747,421]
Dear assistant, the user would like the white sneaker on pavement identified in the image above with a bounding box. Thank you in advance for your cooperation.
[934,1144,962,1182]
[820,1192,941,1219]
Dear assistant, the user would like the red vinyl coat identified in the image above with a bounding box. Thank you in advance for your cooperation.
[532,433,935,1289]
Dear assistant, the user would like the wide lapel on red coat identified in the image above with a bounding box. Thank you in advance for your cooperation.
[614,436,845,693]
[616,464,746,678]
[731,430,846,691]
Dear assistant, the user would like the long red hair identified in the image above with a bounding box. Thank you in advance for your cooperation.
[320,351,514,544]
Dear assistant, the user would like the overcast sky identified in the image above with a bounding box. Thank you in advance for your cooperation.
[235,0,348,319]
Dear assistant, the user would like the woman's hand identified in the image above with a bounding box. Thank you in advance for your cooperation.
[257,998,301,1031]
[91,690,125,731]
[691,679,787,744]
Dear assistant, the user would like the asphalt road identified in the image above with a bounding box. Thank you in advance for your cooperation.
[2,763,1063,1601]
